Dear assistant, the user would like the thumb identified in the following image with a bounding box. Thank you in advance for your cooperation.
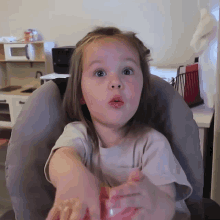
[89,202,101,220]
[90,211,101,220]
[128,169,144,182]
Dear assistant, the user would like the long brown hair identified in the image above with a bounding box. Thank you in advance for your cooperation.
[63,26,154,153]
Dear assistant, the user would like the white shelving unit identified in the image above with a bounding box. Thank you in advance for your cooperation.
[0,41,55,127]
[0,41,55,88]
[0,95,12,127]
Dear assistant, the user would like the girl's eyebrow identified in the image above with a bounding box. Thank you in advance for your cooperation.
[88,60,103,67]
[88,57,138,67]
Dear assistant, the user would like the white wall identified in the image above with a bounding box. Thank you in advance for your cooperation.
[0,0,207,68]
[0,0,219,101]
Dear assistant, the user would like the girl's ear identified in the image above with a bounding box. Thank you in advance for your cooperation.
[80,97,86,105]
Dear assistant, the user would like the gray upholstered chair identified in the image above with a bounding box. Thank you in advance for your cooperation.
[4,74,220,220]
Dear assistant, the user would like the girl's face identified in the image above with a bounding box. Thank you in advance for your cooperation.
[81,37,143,131]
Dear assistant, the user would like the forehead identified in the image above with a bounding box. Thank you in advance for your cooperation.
[83,36,139,60]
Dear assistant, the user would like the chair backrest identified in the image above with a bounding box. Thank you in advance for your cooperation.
[148,75,204,220]
[5,74,204,220]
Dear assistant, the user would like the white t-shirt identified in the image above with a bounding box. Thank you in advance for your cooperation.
[44,121,193,219]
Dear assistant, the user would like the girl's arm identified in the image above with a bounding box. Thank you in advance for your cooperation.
[47,147,101,220]
[48,147,84,188]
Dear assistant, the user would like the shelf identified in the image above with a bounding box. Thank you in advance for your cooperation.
[0,110,9,114]
[0,103,10,114]
[0,60,45,63]
[0,121,12,128]
[0,41,54,128]
[0,114,11,122]
[0,42,47,63]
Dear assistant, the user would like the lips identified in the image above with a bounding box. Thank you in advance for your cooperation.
[108,95,124,109]
[109,95,124,104]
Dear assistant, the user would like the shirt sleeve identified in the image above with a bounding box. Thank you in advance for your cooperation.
[44,122,88,184]
[141,130,193,202]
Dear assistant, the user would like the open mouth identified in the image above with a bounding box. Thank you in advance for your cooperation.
[109,101,124,109]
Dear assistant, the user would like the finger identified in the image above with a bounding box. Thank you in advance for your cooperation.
[60,200,72,220]
[90,212,101,220]
[107,194,144,210]
[110,185,132,199]
[46,206,60,220]
[60,206,72,220]
[89,203,101,220]
[128,170,145,183]
[69,200,85,220]
[121,207,142,219]
[131,208,146,220]
[109,182,140,200]
[110,207,141,220]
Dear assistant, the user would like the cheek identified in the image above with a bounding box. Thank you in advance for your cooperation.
[81,78,91,101]
[81,80,86,98]
[81,78,101,102]
[127,79,143,101]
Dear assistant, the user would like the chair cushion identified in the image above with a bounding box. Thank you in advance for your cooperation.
[5,81,67,220]
[5,74,204,220]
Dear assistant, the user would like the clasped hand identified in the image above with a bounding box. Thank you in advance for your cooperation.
[46,169,175,220]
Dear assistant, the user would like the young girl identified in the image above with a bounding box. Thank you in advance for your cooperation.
[44,26,193,220]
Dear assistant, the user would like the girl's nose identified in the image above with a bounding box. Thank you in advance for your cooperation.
[110,84,122,89]
[109,73,123,90]
[109,80,123,89]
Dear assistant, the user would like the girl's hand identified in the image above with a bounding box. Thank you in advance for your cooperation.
[46,170,101,220]
[107,168,175,220]
[46,198,89,220]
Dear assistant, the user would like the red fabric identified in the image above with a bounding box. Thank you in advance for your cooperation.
[184,64,199,104]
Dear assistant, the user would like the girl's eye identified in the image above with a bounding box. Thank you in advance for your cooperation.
[94,67,134,77]
[95,70,106,77]
[123,68,134,75]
